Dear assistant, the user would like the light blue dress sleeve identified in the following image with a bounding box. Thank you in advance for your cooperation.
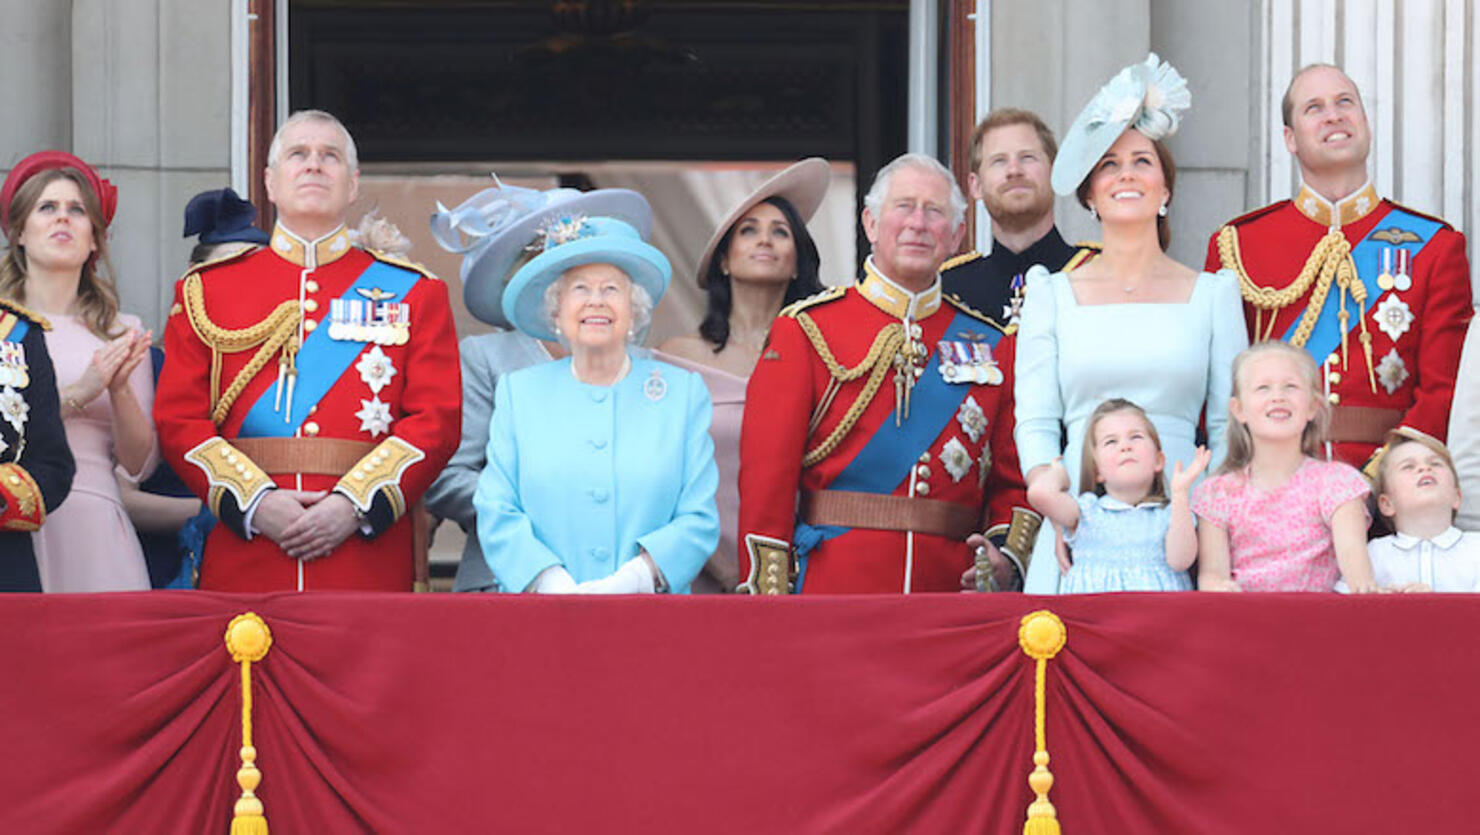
[1205,269,1249,471]
[1014,266,1065,477]
[636,372,720,591]
[474,374,563,593]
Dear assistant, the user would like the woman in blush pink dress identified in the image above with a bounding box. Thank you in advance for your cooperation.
[0,152,155,592]
[658,159,831,592]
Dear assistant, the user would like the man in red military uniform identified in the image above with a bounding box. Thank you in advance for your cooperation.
[156,110,460,591]
[1206,64,1472,471]
[738,154,1037,594]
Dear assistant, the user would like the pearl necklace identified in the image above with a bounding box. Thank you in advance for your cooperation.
[571,353,632,386]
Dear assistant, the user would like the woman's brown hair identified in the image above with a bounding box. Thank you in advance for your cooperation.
[0,167,124,339]
[1074,132,1176,252]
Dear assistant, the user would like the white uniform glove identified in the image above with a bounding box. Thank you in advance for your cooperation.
[529,566,579,594]
[574,556,657,595]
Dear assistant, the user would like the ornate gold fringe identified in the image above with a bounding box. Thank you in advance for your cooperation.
[1019,610,1068,834]
[225,613,274,835]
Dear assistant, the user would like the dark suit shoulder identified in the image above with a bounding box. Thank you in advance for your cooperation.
[944,294,1010,334]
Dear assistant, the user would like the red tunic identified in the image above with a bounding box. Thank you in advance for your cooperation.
[739,264,1031,594]
[156,224,461,591]
[1205,183,1473,467]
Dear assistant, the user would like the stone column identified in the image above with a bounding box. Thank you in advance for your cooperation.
[72,0,234,331]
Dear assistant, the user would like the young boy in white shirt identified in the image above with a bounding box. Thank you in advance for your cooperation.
[1346,428,1480,593]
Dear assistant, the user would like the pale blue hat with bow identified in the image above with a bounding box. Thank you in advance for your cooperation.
[1050,53,1191,196]
[430,178,654,328]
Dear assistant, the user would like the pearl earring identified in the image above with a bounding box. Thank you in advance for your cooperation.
[1158,201,1169,217]
[1088,205,1098,221]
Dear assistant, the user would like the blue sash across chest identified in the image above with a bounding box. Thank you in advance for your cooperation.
[1287,207,1443,361]
[240,260,420,438]
[794,308,1001,566]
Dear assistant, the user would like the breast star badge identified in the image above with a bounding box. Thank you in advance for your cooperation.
[940,436,972,483]
[355,396,393,437]
[1376,349,1408,395]
[355,345,398,395]
[1372,295,1414,342]
[956,395,987,443]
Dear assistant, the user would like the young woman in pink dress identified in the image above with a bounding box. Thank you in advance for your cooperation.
[0,152,156,591]
[657,158,830,592]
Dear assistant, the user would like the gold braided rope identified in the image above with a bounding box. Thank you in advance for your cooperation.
[182,275,301,424]
[795,313,905,468]
[1218,226,1378,392]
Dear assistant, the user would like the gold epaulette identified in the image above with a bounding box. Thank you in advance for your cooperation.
[0,298,51,332]
[940,250,982,272]
[779,286,846,318]
[368,249,441,280]
[944,293,1011,334]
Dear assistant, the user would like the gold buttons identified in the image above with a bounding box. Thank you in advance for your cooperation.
[353,471,366,481]
[305,280,320,293]
[1327,393,1341,405]
[7,475,19,486]
[303,318,318,333]
[1326,353,1341,367]
[234,464,247,475]
[916,465,931,479]
[918,452,931,464]
[303,421,320,437]
[303,299,319,313]
[915,482,931,496]
[1328,371,1342,384]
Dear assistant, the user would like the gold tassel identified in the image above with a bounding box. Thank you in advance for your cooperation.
[1019,610,1068,835]
[225,613,274,835]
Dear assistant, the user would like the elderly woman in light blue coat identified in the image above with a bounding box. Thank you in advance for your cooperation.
[473,200,719,593]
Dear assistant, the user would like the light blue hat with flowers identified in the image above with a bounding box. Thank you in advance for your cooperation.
[1050,53,1191,196]
[430,178,653,328]
[500,212,672,342]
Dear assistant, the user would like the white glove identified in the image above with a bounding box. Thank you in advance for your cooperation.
[529,566,578,594]
[574,556,657,595]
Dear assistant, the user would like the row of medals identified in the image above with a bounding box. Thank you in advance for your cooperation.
[326,299,411,346]
[0,343,29,388]
[1376,247,1412,293]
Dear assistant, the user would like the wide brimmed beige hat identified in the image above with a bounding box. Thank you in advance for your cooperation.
[695,157,830,287]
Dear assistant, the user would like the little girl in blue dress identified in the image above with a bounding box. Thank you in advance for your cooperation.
[1027,398,1207,592]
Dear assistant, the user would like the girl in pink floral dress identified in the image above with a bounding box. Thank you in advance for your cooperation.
[1192,341,1377,593]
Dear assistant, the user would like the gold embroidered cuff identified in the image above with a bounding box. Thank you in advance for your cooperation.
[334,437,425,518]
[987,506,1043,579]
[740,534,795,595]
[184,437,274,518]
[0,463,45,531]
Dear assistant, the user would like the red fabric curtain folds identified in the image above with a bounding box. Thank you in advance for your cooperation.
[2,592,1474,833]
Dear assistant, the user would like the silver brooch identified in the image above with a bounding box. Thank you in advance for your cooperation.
[644,369,667,402]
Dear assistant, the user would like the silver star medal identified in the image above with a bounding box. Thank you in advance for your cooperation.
[940,436,972,483]
[644,369,667,402]
[1376,349,1409,395]
[955,395,987,443]
[355,345,398,395]
[355,396,393,437]
[0,385,28,435]
[1373,296,1414,342]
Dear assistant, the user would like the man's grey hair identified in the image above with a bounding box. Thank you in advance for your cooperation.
[267,109,360,170]
[862,153,968,228]
[542,267,654,346]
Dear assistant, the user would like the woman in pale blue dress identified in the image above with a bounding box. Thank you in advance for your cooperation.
[1015,53,1248,594]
